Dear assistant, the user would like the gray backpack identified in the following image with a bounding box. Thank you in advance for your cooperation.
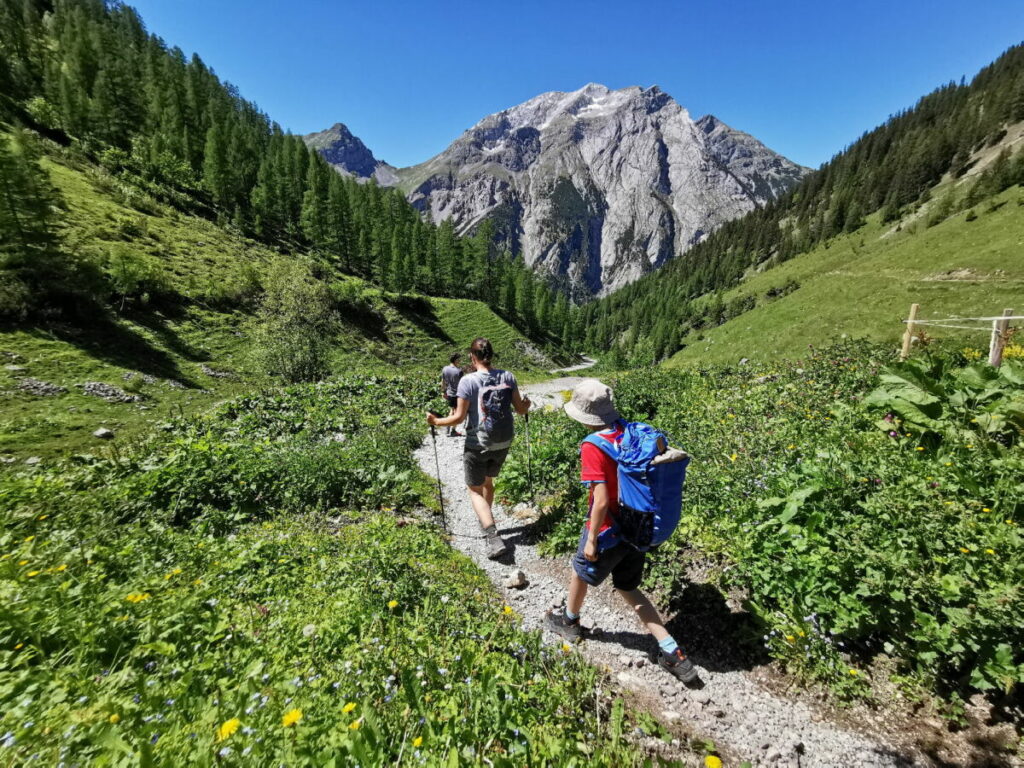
[475,371,515,451]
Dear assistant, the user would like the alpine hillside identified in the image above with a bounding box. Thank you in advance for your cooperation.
[307,84,807,299]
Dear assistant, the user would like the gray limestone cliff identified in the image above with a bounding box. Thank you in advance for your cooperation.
[307,85,808,298]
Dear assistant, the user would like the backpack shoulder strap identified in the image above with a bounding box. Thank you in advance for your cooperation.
[582,431,622,460]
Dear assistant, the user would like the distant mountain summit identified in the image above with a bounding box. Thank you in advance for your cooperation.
[307,85,807,297]
[303,122,398,185]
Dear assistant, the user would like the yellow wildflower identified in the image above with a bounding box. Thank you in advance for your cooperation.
[37,515,47,520]
[784,635,795,643]
[18,560,28,566]
[216,717,241,742]
[125,592,151,603]
[502,605,513,615]
[55,564,67,572]
[109,714,120,724]
[705,757,723,768]
[412,736,423,748]
[349,718,362,731]
[728,453,737,462]
[342,702,356,714]
[982,507,990,513]
[387,600,398,609]
[165,568,183,580]
[26,570,40,577]
[14,643,23,650]
[915,447,924,452]
[848,669,858,676]
[561,642,572,653]
[985,548,995,555]
[24,536,33,542]
[282,708,303,727]
[959,548,970,554]
[1007,520,1015,525]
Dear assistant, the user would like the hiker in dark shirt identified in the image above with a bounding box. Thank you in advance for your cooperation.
[440,353,465,437]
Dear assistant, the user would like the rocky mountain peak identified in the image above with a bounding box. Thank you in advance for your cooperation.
[303,122,397,185]
[390,84,808,298]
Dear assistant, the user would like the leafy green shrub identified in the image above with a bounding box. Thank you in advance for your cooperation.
[251,259,339,383]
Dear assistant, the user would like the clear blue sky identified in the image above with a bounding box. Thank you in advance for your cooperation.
[128,0,1023,169]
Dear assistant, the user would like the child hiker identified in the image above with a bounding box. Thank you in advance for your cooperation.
[544,379,698,683]
[427,338,531,559]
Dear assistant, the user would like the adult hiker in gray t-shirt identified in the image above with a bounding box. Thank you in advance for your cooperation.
[427,337,531,559]
[440,353,464,437]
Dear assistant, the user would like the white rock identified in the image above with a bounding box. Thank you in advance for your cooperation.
[503,569,528,589]
[93,427,115,440]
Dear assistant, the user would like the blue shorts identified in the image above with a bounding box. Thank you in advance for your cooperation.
[571,525,646,591]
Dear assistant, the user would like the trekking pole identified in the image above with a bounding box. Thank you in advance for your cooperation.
[524,410,535,506]
[427,412,448,533]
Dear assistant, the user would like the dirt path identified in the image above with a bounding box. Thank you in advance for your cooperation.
[413,376,924,768]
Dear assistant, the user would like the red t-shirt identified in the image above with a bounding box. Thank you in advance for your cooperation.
[581,425,623,533]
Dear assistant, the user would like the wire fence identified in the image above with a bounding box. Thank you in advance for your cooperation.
[900,304,1017,366]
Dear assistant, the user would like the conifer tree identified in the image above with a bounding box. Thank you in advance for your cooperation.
[0,129,65,316]
[300,156,331,249]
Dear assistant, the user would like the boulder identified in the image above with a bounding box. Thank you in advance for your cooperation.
[503,569,528,589]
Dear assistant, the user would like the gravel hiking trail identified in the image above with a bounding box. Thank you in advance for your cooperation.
[413,375,926,768]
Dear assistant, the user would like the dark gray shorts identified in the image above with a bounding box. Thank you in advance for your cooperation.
[572,525,647,591]
[463,447,510,487]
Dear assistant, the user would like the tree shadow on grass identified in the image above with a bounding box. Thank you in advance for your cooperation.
[337,301,389,343]
[390,295,453,346]
[14,313,201,388]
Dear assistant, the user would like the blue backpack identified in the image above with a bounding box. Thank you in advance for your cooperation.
[583,422,690,552]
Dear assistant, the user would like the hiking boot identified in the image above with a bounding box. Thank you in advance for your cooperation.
[485,533,508,560]
[448,429,463,437]
[656,648,698,683]
[544,610,583,642]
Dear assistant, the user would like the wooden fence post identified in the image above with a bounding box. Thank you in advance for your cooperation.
[900,303,920,361]
[988,308,1014,367]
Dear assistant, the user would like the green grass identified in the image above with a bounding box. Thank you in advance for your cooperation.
[667,187,1024,367]
[1,152,554,463]
[0,373,677,765]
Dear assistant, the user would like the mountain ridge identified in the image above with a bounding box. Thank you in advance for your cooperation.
[305,83,807,298]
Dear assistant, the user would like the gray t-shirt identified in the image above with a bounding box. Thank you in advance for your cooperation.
[441,364,463,397]
[456,368,519,450]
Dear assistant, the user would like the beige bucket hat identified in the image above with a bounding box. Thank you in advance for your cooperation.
[564,378,622,427]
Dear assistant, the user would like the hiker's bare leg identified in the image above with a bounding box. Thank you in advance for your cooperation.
[467,483,495,529]
[567,573,588,616]
[617,588,670,643]
[483,476,495,507]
